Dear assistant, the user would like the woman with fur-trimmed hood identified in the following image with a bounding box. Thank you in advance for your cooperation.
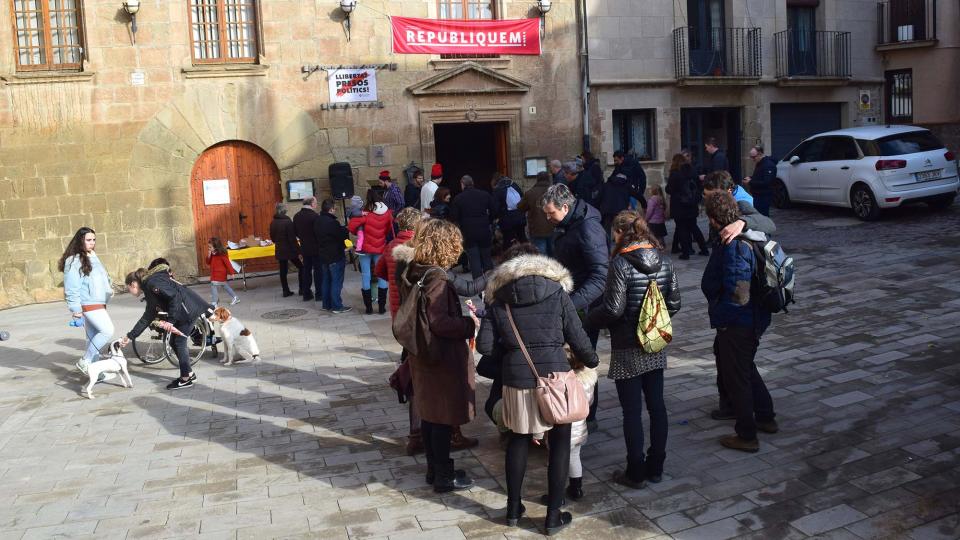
[477,244,597,535]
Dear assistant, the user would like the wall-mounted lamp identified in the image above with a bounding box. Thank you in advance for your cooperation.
[536,0,551,38]
[340,0,357,42]
[122,0,140,44]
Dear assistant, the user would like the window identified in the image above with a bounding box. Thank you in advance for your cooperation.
[873,131,944,156]
[12,0,85,72]
[188,0,259,64]
[795,137,827,162]
[438,0,495,19]
[885,69,913,123]
[612,110,656,161]
[820,137,860,161]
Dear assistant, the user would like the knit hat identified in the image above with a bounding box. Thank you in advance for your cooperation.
[430,163,443,179]
[378,170,391,181]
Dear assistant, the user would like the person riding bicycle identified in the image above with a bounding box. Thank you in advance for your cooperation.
[121,262,214,389]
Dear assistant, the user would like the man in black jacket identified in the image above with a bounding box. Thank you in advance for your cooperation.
[699,137,730,183]
[542,183,609,427]
[612,150,648,209]
[743,145,777,217]
[313,199,352,313]
[450,175,495,279]
[572,151,604,207]
[293,197,321,302]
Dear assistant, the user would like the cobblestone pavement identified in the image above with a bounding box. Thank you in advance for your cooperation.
[1,202,959,539]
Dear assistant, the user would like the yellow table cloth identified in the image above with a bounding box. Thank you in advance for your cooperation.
[227,245,275,260]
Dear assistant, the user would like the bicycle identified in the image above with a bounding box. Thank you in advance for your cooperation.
[132,311,217,368]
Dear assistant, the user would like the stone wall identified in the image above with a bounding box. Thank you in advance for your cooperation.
[0,0,583,309]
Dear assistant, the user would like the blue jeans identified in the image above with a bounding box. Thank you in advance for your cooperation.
[320,259,346,310]
[530,236,553,257]
[358,253,387,290]
[210,281,237,305]
[615,368,668,481]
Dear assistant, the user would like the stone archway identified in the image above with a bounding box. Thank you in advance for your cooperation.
[128,84,334,277]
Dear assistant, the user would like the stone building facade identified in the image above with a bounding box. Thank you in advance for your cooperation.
[0,0,583,309]
[586,0,888,184]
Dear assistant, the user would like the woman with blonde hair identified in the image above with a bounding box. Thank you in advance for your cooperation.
[395,219,480,492]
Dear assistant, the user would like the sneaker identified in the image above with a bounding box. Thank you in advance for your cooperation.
[230,297,240,306]
[757,419,779,434]
[166,378,194,390]
[710,409,737,420]
[76,359,89,375]
[331,306,353,314]
[188,372,197,382]
[720,435,759,453]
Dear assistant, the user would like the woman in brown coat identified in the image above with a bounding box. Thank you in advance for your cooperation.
[398,218,480,493]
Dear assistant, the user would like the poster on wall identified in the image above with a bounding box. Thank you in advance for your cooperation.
[391,16,541,56]
[328,69,378,103]
[203,179,230,205]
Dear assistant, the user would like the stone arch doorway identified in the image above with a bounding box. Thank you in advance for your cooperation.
[190,140,281,275]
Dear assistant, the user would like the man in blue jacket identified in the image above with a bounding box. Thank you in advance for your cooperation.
[701,191,777,453]
[743,145,777,217]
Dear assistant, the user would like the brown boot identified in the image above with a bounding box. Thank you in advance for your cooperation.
[757,419,779,434]
[450,426,479,450]
[405,432,424,456]
[720,435,759,453]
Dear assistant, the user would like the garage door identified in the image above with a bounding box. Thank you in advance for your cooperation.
[771,103,842,162]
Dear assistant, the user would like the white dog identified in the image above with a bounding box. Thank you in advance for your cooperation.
[84,340,133,399]
[210,307,261,365]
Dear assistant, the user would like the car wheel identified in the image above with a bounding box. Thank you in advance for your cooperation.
[927,194,956,210]
[851,184,881,221]
[772,180,791,209]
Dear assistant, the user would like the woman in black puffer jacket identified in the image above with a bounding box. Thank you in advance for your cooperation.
[477,244,597,535]
[586,210,681,488]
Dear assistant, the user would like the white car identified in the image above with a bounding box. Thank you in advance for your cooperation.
[774,125,959,220]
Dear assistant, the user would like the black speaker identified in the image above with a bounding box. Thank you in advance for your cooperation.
[329,162,354,199]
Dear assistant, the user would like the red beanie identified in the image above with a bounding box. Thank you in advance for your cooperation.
[431,163,443,179]
[378,170,391,181]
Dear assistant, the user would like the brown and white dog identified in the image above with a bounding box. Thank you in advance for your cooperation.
[210,307,260,365]
[84,339,133,399]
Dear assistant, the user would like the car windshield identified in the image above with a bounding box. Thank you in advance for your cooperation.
[859,131,945,157]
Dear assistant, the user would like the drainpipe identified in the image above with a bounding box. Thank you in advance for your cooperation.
[576,0,591,152]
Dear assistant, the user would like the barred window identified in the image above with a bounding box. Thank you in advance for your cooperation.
[188,0,259,64]
[613,110,657,161]
[12,0,85,71]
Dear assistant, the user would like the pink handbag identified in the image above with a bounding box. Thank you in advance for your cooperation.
[505,305,589,425]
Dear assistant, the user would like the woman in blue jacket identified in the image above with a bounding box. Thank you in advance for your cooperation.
[59,227,114,376]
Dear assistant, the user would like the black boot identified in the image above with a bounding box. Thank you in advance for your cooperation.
[566,477,584,501]
[425,463,434,485]
[362,289,373,315]
[506,501,526,527]
[433,459,473,493]
[545,510,573,536]
[377,287,388,314]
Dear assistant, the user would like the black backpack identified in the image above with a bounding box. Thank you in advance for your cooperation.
[745,238,796,314]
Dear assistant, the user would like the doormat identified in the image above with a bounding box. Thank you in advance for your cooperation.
[261,309,309,320]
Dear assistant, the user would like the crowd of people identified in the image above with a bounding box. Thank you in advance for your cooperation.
[60,139,782,534]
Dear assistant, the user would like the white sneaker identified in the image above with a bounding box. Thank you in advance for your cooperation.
[230,297,240,306]
[76,359,89,375]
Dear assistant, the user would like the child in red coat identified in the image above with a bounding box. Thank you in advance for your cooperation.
[207,237,239,306]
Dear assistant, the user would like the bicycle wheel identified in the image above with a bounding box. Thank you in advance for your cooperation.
[165,316,211,368]
[132,332,169,364]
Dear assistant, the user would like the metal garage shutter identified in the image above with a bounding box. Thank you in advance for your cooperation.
[771,103,842,161]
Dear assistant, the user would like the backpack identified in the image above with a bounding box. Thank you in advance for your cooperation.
[392,266,443,358]
[746,238,796,314]
[636,280,673,353]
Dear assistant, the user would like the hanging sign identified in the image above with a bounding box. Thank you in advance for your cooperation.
[328,68,378,103]
[391,16,541,55]
[203,179,230,205]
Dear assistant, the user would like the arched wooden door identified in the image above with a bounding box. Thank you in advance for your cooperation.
[190,141,281,275]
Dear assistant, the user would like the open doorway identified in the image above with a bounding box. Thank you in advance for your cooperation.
[433,122,510,193]
[681,107,742,180]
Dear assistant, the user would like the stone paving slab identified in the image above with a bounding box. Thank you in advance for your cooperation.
[0,204,959,538]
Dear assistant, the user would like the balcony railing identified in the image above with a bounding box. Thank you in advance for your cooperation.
[877,0,937,45]
[774,30,851,79]
[673,27,762,80]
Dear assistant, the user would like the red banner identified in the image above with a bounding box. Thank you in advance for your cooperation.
[391,16,541,55]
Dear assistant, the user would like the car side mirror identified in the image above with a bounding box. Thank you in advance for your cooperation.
[789,156,800,165]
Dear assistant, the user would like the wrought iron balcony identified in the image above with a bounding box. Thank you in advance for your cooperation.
[673,27,762,82]
[774,30,851,80]
[877,0,937,46]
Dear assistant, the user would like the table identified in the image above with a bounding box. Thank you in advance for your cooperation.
[227,245,275,290]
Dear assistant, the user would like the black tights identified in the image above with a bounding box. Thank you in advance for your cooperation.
[421,420,452,469]
[505,424,571,514]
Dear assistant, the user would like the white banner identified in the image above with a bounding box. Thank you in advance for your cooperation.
[202,179,230,205]
[328,68,378,103]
